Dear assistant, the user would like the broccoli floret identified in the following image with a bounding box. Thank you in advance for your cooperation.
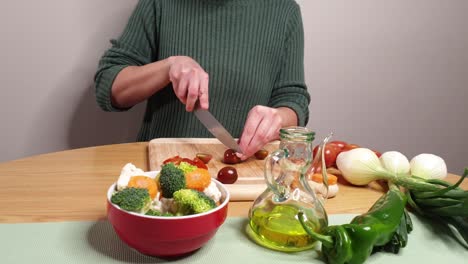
[173,189,216,215]
[159,163,186,198]
[145,209,174,217]
[111,187,151,213]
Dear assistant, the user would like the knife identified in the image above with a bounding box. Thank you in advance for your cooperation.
[194,109,243,154]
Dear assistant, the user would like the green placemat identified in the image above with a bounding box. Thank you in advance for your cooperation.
[1,215,467,263]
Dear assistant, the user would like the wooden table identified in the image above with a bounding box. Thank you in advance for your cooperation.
[0,142,466,223]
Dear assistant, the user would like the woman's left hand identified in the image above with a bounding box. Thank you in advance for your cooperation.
[237,106,298,160]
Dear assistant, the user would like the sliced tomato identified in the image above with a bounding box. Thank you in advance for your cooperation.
[192,157,208,169]
[163,155,183,165]
[162,155,208,169]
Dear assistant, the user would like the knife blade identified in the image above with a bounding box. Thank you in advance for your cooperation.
[194,109,243,153]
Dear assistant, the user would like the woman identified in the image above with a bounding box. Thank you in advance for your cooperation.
[95,0,310,159]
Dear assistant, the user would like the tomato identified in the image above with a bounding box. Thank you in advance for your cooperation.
[313,144,340,168]
[223,149,241,164]
[329,140,347,150]
[217,166,238,184]
[162,155,207,169]
[196,153,212,164]
[342,143,360,152]
[312,145,320,158]
[254,149,269,160]
[163,155,183,165]
[191,157,208,169]
[309,163,322,174]
[373,150,382,158]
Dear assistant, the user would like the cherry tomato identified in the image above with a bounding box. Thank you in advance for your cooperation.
[196,153,212,164]
[217,166,238,184]
[313,144,340,168]
[342,143,360,152]
[223,149,241,164]
[254,149,269,160]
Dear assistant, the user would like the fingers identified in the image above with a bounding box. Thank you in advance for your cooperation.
[238,109,261,156]
[174,70,190,105]
[199,72,209,110]
[238,106,283,160]
[168,56,209,112]
[185,70,200,111]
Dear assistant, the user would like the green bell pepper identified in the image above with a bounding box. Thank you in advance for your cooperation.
[299,184,412,264]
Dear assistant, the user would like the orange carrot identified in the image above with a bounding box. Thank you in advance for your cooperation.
[128,175,159,199]
[311,173,338,185]
[185,168,211,191]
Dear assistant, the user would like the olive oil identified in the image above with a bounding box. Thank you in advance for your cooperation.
[246,127,328,252]
[247,203,321,252]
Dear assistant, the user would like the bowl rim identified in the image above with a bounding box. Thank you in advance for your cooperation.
[107,170,230,220]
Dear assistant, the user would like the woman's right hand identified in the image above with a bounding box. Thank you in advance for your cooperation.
[168,56,209,112]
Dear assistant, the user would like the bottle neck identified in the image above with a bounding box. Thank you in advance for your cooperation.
[279,126,315,144]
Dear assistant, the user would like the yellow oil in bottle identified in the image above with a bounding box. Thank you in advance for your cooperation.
[247,203,321,252]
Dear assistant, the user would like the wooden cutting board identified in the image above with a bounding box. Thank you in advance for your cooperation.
[148,138,279,201]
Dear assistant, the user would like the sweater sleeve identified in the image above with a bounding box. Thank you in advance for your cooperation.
[268,4,310,126]
[94,0,159,112]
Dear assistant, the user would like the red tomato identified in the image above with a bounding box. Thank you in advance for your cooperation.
[254,149,269,160]
[217,166,238,184]
[342,143,360,152]
[313,145,319,158]
[329,140,347,150]
[309,163,322,174]
[163,155,183,165]
[195,153,212,164]
[223,149,241,164]
[313,144,340,168]
[191,157,208,169]
[162,155,207,169]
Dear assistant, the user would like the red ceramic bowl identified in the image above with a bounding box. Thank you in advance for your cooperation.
[107,174,230,257]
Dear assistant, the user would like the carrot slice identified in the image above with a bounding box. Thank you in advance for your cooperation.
[185,168,211,191]
[311,173,338,185]
[128,175,159,199]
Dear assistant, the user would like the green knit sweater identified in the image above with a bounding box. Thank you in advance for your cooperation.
[95,0,310,141]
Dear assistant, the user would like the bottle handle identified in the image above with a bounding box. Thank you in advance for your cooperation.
[264,149,287,201]
[304,133,333,201]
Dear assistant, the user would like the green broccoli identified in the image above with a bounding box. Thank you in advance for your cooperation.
[111,187,151,213]
[173,189,216,216]
[159,163,186,198]
[145,209,174,217]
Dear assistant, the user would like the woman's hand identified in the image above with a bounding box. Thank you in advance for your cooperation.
[237,106,298,160]
[168,56,209,111]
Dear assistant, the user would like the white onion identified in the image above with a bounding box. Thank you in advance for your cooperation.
[336,148,385,185]
[379,151,410,175]
[410,154,447,179]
